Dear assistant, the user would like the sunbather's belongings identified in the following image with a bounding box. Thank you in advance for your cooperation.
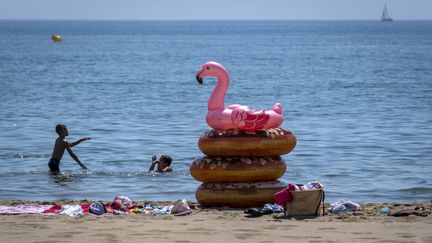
[190,156,286,183]
[329,200,360,213]
[391,208,428,217]
[1,195,196,217]
[380,207,390,215]
[171,199,192,216]
[198,128,296,157]
[244,203,284,217]
[196,180,287,208]
[275,181,325,216]
[89,202,106,215]
[106,195,134,214]
[114,195,133,207]
[244,208,263,217]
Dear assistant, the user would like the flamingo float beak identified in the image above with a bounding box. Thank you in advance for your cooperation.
[196,70,203,84]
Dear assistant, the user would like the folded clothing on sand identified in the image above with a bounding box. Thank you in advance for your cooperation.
[329,200,360,213]
[60,205,83,217]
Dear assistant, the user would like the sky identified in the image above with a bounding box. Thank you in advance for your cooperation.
[1,0,431,20]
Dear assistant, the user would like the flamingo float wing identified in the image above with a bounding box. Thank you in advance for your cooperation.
[231,107,270,131]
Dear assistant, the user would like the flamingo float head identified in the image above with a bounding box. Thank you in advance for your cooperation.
[196,62,229,84]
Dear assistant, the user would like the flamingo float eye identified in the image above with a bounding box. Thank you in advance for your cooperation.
[207,67,210,70]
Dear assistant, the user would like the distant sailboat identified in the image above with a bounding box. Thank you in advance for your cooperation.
[381,4,393,21]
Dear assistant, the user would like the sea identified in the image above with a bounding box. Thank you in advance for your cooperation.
[0,20,431,203]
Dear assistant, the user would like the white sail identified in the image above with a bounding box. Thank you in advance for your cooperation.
[381,4,393,21]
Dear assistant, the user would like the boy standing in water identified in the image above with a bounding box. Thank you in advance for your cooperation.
[149,155,173,173]
[48,124,91,173]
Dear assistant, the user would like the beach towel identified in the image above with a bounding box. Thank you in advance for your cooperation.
[42,204,90,214]
[42,205,63,214]
[81,203,90,214]
[0,205,52,215]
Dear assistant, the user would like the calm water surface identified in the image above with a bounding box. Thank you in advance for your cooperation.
[0,20,431,203]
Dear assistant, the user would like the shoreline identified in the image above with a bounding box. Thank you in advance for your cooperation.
[0,200,430,242]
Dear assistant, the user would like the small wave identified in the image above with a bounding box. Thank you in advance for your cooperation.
[0,169,191,177]
[324,173,350,178]
[397,187,432,194]
[293,153,319,157]
[4,153,50,159]
[90,128,116,132]
[0,171,47,176]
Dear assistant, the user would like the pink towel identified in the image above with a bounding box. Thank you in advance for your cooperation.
[0,205,53,214]
[274,184,297,205]
[42,204,90,214]
[42,205,62,214]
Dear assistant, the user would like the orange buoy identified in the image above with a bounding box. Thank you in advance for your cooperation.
[51,34,62,42]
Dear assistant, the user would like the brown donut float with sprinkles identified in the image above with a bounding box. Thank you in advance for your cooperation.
[198,128,296,157]
[196,180,288,208]
[190,156,286,183]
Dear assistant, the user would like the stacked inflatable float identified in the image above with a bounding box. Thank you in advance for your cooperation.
[190,62,297,208]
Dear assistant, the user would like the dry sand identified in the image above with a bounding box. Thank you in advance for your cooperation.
[0,200,431,243]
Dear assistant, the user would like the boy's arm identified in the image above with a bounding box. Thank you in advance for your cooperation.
[148,162,156,172]
[149,161,161,172]
[65,142,88,169]
[70,136,91,147]
[162,166,172,173]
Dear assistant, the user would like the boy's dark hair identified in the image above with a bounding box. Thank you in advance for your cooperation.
[55,124,67,135]
[160,155,172,166]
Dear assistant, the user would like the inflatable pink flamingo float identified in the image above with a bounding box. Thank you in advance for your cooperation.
[196,62,284,131]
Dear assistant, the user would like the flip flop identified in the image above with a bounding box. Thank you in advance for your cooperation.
[244,208,262,217]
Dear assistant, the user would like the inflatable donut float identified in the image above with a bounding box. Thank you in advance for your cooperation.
[198,128,296,157]
[190,156,286,183]
[196,180,287,208]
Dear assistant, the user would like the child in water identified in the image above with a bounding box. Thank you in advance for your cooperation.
[148,155,173,173]
[48,124,91,173]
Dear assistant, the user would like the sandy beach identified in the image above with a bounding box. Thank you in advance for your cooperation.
[0,200,430,243]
